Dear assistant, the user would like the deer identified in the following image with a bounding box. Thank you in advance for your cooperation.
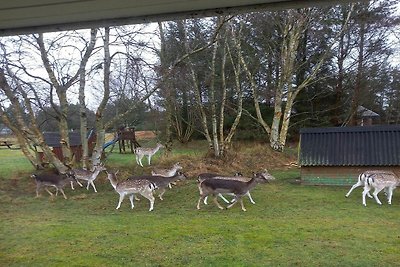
[106,171,157,211]
[31,171,78,199]
[361,170,400,206]
[198,172,243,204]
[345,170,395,199]
[128,171,187,200]
[151,162,183,188]
[199,170,275,205]
[134,143,164,167]
[197,170,273,211]
[72,163,107,193]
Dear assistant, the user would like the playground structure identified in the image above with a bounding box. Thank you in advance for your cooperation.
[118,127,140,153]
[103,127,140,153]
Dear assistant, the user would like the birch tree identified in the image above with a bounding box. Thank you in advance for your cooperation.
[237,8,353,151]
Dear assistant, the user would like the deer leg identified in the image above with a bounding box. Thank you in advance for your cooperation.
[227,196,240,209]
[45,187,54,197]
[116,193,125,209]
[135,195,140,201]
[197,194,207,210]
[387,188,393,205]
[76,179,83,187]
[35,184,41,197]
[345,181,362,198]
[129,194,135,209]
[148,155,152,165]
[58,188,67,199]
[213,195,224,210]
[372,187,383,205]
[86,181,90,190]
[362,185,370,206]
[239,198,247,212]
[90,181,98,193]
[158,188,166,200]
[383,188,389,200]
[247,192,256,204]
[70,181,75,190]
[203,196,208,205]
[140,191,155,211]
[137,155,144,167]
[217,193,230,204]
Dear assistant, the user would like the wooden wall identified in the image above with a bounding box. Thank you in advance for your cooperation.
[301,166,400,186]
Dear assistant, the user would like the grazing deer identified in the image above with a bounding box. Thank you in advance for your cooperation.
[345,170,394,199]
[152,162,182,188]
[197,170,273,211]
[362,171,400,206]
[106,171,157,211]
[31,171,77,199]
[134,143,164,167]
[72,164,107,193]
[128,171,187,200]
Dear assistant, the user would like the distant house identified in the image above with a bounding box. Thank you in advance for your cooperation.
[299,125,400,185]
[39,131,96,162]
[357,105,380,126]
[0,126,12,135]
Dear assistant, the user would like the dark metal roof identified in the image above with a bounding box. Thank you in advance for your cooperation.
[299,125,400,167]
[43,132,82,148]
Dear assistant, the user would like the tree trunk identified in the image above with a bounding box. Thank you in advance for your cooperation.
[350,17,365,126]
[158,22,173,152]
[91,27,111,166]
[79,29,98,169]
[222,35,243,151]
[0,69,68,173]
[209,40,220,157]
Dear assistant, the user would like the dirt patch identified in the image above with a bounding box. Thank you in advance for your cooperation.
[135,131,156,140]
[160,142,298,179]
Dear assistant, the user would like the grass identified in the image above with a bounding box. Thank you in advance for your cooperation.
[1,143,400,266]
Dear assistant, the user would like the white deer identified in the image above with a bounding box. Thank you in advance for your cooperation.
[345,170,394,199]
[134,143,164,167]
[106,171,157,211]
[362,171,400,206]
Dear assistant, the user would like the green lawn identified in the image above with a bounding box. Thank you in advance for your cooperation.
[0,146,399,266]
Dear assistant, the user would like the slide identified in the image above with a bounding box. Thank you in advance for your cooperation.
[103,137,119,150]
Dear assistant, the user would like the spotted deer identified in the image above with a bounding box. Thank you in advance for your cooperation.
[72,164,107,193]
[128,171,187,200]
[361,170,400,206]
[151,162,182,188]
[345,170,395,199]
[134,143,164,167]
[106,171,157,211]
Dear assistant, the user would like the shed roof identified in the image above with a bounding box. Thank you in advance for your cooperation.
[357,105,379,117]
[299,125,400,167]
[43,132,82,147]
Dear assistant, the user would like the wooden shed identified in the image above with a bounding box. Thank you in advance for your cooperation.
[299,125,400,185]
[39,131,96,162]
